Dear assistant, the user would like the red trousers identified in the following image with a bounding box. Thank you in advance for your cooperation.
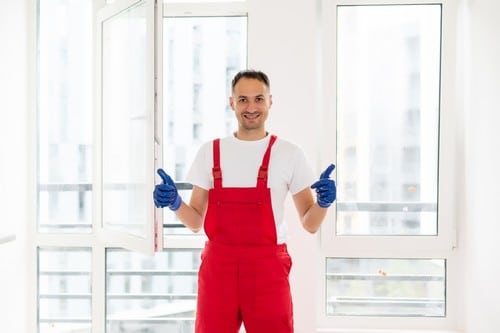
[195,241,293,333]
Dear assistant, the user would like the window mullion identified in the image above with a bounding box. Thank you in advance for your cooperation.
[92,245,106,333]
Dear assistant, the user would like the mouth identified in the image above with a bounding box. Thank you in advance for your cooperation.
[243,112,260,120]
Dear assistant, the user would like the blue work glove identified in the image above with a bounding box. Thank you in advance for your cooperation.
[311,164,336,208]
[153,168,182,211]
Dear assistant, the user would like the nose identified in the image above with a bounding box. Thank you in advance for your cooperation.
[246,100,259,112]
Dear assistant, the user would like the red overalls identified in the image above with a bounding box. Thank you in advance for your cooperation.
[195,135,294,333]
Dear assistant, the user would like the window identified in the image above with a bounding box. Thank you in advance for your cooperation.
[326,258,446,317]
[38,248,92,331]
[319,0,458,330]
[37,0,92,234]
[106,248,202,332]
[35,1,93,332]
[33,1,247,332]
[31,0,459,331]
[336,4,440,237]
[96,0,160,254]
[101,0,150,239]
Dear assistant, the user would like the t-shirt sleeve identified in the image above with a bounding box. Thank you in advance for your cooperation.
[289,146,316,195]
[186,141,212,190]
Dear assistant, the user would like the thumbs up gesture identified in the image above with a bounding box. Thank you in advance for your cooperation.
[310,164,336,208]
[153,168,182,211]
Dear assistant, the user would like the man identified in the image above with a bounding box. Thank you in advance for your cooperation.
[153,69,335,333]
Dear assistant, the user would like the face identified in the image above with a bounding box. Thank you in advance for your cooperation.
[230,78,272,135]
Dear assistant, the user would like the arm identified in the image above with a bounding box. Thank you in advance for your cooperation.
[292,187,328,233]
[173,185,208,233]
[293,164,337,234]
[153,169,208,233]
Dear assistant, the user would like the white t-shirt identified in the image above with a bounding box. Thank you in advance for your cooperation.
[186,134,315,243]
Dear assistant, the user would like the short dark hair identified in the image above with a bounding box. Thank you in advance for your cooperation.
[231,69,270,92]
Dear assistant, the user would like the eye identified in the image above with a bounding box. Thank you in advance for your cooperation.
[255,96,264,103]
[238,97,247,103]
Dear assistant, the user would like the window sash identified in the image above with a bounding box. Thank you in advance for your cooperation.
[95,0,161,255]
[320,0,458,254]
[317,0,460,330]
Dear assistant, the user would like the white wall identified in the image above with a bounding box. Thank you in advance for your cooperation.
[461,0,500,332]
[0,1,27,332]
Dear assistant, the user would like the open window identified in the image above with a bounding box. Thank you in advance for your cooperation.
[95,0,163,254]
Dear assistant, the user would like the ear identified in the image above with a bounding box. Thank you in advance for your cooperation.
[269,94,273,107]
[229,96,235,110]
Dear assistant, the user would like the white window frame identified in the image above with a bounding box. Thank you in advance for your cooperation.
[25,0,97,331]
[27,0,462,331]
[317,0,461,331]
[94,0,163,255]
[26,1,250,332]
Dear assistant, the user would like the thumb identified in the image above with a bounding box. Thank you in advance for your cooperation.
[320,164,336,179]
[157,168,175,186]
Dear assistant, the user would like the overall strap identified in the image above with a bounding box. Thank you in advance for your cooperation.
[257,135,278,188]
[212,139,222,189]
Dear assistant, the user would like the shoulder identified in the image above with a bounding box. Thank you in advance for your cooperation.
[197,138,219,154]
[192,140,212,163]
[274,136,299,149]
[272,137,306,157]
[200,139,213,150]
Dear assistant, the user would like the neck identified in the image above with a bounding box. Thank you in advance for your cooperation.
[234,129,268,141]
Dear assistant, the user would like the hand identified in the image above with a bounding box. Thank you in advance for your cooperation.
[153,168,182,211]
[311,164,336,208]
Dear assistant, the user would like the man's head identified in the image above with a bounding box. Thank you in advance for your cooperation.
[230,70,273,140]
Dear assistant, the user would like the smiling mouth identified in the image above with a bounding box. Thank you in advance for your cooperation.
[243,113,260,119]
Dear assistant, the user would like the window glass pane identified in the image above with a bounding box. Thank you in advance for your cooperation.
[336,5,441,236]
[102,1,148,237]
[38,248,92,332]
[162,16,247,235]
[326,258,446,317]
[106,248,202,332]
[38,0,93,233]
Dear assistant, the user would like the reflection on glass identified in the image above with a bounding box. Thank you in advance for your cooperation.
[38,0,93,233]
[162,16,247,235]
[39,248,92,332]
[106,248,202,332]
[336,5,442,236]
[102,1,148,238]
[326,258,446,317]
